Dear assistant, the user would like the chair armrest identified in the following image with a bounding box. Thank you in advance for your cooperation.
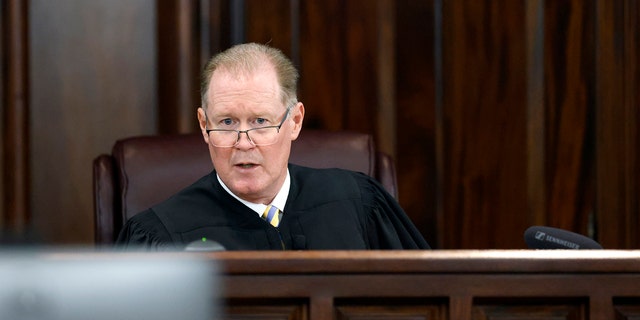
[93,154,116,245]
[375,151,398,199]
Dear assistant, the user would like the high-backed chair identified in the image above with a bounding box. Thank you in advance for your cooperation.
[93,130,397,245]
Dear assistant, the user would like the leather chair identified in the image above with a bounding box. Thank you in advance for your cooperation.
[93,130,397,245]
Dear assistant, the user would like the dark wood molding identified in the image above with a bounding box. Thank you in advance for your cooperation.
[525,0,546,227]
[157,0,201,134]
[2,0,30,232]
[375,0,397,159]
[213,250,640,319]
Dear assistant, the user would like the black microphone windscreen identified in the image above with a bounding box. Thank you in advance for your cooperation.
[524,226,603,249]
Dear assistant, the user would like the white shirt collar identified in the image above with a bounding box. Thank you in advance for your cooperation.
[217,170,290,217]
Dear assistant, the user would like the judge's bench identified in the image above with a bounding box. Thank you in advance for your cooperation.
[18,249,640,319]
[214,250,640,319]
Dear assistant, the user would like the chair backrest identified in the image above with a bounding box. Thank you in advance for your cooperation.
[93,130,397,244]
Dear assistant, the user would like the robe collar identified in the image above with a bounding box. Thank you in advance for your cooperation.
[216,170,290,217]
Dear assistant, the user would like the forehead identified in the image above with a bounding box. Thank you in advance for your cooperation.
[207,65,282,112]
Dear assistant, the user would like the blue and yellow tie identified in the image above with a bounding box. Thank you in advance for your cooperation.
[262,205,281,227]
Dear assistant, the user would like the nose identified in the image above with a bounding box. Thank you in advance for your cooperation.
[234,130,255,149]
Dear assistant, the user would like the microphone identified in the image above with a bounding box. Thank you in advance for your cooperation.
[184,237,226,252]
[524,226,603,249]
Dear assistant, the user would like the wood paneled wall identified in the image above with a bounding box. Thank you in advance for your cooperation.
[1,0,638,249]
[596,0,640,249]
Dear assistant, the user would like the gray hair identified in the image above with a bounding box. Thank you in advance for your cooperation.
[200,43,299,109]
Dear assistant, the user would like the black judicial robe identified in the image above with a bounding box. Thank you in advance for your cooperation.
[116,164,430,250]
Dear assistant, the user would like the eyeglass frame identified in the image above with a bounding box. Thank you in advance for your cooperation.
[204,104,294,147]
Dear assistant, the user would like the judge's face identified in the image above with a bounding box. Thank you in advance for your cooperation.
[197,65,304,204]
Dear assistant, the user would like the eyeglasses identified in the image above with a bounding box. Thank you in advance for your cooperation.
[205,105,293,147]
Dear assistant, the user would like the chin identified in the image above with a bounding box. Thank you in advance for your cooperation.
[230,181,266,197]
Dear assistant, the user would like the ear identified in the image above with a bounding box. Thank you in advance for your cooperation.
[197,108,210,144]
[289,102,305,141]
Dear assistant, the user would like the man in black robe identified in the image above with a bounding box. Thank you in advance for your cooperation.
[116,43,429,250]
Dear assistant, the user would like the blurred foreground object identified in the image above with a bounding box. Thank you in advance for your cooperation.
[0,252,219,320]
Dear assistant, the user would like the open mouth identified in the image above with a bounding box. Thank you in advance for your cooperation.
[237,163,257,169]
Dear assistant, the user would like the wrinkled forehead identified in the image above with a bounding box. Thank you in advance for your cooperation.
[206,66,283,112]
